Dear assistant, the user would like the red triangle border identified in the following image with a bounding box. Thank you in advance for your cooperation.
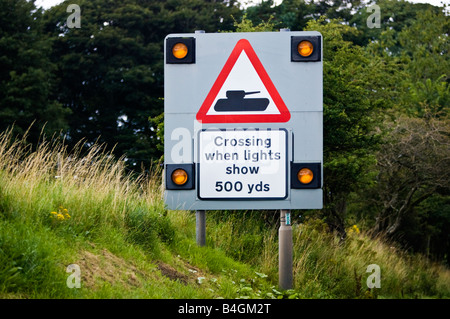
[196,39,291,124]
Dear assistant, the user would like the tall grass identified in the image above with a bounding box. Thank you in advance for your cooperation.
[199,211,450,298]
[0,127,449,298]
[0,127,162,230]
[0,128,175,297]
[289,218,450,298]
[171,209,450,298]
[0,127,266,298]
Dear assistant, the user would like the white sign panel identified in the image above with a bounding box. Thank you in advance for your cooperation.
[198,129,287,199]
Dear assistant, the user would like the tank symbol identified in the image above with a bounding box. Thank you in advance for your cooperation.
[214,90,270,112]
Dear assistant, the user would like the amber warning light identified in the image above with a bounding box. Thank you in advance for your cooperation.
[172,43,188,59]
[297,41,314,57]
[166,37,195,64]
[171,169,188,186]
[298,167,314,184]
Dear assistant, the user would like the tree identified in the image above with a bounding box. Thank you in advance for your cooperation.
[303,18,396,237]
[349,0,441,49]
[353,4,450,261]
[369,116,450,237]
[0,0,70,141]
[398,194,450,265]
[396,9,450,117]
[43,0,241,170]
[244,0,367,32]
[231,12,276,32]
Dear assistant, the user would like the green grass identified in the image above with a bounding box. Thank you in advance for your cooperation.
[0,127,449,299]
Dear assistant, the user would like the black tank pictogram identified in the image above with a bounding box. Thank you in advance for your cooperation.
[214,90,269,112]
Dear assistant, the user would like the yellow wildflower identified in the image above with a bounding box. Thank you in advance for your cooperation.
[347,224,360,235]
[50,206,71,221]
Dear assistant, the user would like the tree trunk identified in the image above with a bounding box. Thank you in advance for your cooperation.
[385,186,417,236]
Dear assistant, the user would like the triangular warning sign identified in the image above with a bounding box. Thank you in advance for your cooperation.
[196,39,291,123]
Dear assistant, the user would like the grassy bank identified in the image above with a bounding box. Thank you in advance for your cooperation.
[0,128,449,298]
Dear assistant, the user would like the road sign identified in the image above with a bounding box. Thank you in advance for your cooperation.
[164,31,323,211]
[196,39,290,124]
[198,129,288,199]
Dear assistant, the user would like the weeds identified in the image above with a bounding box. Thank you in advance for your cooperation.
[0,127,449,298]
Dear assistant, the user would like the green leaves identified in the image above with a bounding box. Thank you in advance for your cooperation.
[40,0,241,170]
[304,19,387,226]
[0,0,70,141]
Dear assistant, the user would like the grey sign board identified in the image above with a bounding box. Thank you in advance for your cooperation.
[164,31,323,210]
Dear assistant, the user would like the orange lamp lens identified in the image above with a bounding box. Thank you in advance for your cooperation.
[298,168,314,184]
[172,43,188,59]
[297,41,314,57]
[171,169,188,185]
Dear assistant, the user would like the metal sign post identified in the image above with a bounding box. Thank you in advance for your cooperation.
[279,209,293,290]
[196,210,206,246]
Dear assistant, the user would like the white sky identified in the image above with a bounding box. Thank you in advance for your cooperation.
[35,0,62,9]
[35,0,450,10]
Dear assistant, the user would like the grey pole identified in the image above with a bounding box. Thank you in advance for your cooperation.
[196,210,206,246]
[279,209,293,290]
[192,26,205,247]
